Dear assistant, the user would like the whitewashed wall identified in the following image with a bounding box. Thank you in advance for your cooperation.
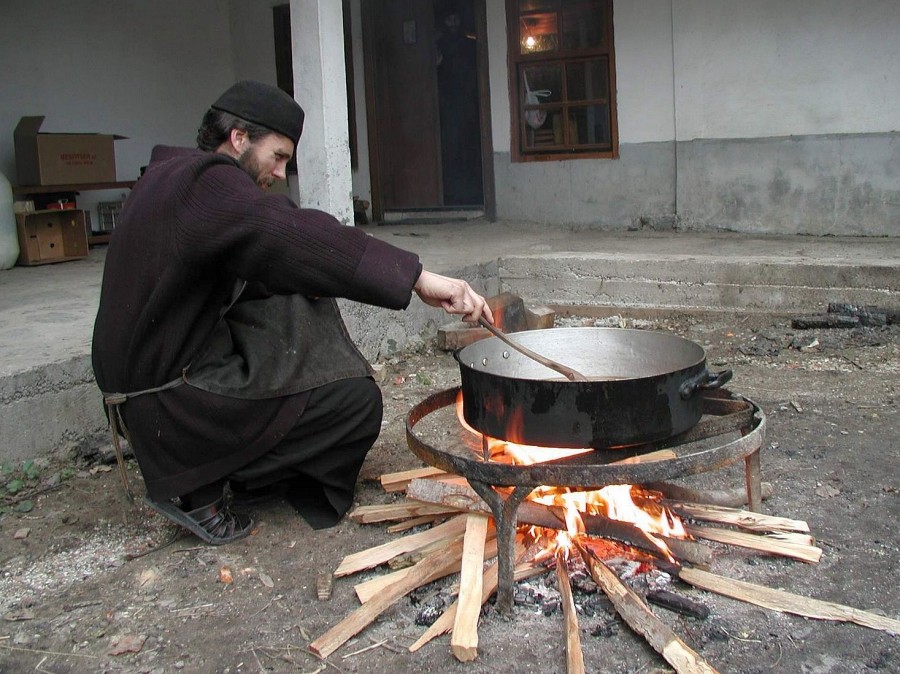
[488,0,900,235]
[0,1,237,185]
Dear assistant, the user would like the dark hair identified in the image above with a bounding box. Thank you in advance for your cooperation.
[196,109,275,151]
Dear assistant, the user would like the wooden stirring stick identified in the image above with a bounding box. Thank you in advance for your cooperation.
[478,318,589,382]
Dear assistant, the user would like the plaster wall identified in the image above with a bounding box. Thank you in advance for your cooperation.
[0,0,238,218]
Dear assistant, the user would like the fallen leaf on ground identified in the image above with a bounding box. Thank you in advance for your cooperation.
[108,633,147,655]
[219,565,234,584]
[13,527,30,539]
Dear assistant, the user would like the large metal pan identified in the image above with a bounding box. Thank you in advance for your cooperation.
[455,327,731,449]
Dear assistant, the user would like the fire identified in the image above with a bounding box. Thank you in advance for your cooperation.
[455,392,687,561]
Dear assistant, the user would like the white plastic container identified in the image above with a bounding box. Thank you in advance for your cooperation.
[0,170,20,269]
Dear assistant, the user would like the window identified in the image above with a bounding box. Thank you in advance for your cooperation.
[506,0,617,161]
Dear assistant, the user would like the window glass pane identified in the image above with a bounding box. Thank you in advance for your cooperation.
[561,0,607,51]
[519,0,555,10]
[565,59,608,102]
[522,65,562,104]
[524,106,562,149]
[519,12,558,54]
[568,105,611,146]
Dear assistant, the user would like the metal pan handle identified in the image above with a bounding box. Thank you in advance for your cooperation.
[679,369,733,399]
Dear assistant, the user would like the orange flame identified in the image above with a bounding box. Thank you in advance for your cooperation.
[455,392,687,563]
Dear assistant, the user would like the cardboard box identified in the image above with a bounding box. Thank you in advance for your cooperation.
[14,116,125,186]
[15,209,89,265]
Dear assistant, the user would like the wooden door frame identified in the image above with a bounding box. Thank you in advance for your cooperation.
[362,0,495,223]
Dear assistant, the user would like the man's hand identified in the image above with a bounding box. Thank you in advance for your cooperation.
[413,270,494,324]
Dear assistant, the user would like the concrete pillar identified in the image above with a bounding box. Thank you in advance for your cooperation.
[290,0,353,225]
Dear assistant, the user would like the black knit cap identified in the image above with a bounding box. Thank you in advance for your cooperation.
[211,80,305,146]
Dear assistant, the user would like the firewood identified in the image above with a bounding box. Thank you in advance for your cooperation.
[683,524,822,563]
[646,589,710,620]
[451,513,491,662]
[379,466,448,492]
[406,477,697,564]
[386,514,449,533]
[555,550,586,674]
[355,535,498,604]
[575,538,721,674]
[347,501,460,524]
[409,554,544,652]
[387,531,467,569]
[310,539,466,659]
[667,502,810,533]
[334,515,468,577]
[645,481,774,508]
[678,567,900,635]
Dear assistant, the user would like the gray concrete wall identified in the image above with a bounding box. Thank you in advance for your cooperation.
[494,132,900,236]
[494,142,677,231]
[676,133,900,236]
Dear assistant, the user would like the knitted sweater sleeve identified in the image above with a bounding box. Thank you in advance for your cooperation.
[172,156,421,310]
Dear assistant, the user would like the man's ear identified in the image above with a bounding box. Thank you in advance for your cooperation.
[228,128,248,155]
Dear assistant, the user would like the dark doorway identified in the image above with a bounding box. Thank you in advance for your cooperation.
[435,0,483,206]
[363,0,487,218]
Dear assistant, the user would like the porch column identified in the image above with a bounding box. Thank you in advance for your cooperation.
[289,0,353,225]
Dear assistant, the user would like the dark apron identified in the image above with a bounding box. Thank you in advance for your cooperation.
[102,280,372,500]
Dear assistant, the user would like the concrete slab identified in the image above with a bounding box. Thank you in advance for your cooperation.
[1,219,898,462]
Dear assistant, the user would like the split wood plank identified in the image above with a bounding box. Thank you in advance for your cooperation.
[451,513,491,662]
[575,538,721,674]
[387,530,468,570]
[645,481,774,509]
[348,501,461,524]
[310,539,467,659]
[409,560,546,652]
[556,550,586,674]
[684,524,821,564]
[355,535,498,604]
[386,513,449,533]
[667,502,809,533]
[379,466,448,492]
[679,567,900,636]
[334,515,468,577]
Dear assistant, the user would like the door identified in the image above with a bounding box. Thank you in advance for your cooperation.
[363,0,485,216]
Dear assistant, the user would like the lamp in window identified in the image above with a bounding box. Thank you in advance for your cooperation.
[521,18,537,51]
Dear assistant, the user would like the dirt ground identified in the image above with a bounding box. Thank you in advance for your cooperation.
[1,310,898,674]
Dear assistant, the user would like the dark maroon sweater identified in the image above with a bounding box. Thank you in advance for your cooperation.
[92,146,421,498]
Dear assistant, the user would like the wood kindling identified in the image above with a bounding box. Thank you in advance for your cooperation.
[408,539,542,652]
[355,534,498,604]
[451,513,491,662]
[555,549,586,674]
[334,514,468,577]
[679,567,900,635]
[348,501,460,523]
[405,476,704,565]
[667,502,810,533]
[683,524,822,564]
[575,538,722,674]
[379,466,448,492]
[310,539,467,658]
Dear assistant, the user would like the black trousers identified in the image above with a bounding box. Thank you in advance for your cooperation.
[228,376,383,528]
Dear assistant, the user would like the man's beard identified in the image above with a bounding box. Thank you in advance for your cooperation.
[238,148,274,191]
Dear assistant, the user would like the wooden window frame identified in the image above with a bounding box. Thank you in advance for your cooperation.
[506,0,618,162]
